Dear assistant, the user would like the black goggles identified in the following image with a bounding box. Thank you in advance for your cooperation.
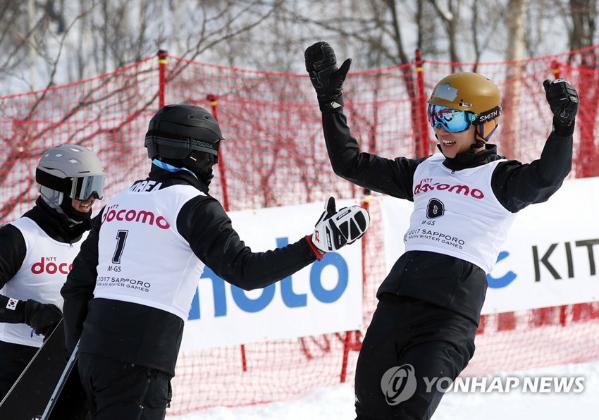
[36,169,104,201]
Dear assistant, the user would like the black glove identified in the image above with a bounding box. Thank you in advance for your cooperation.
[305,41,352,112]
[21,299,62,337]
[543,79,579,135]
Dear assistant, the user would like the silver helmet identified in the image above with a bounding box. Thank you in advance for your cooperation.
[36,144,105,208]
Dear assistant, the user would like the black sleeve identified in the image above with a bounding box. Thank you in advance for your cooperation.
[177,196,317,291]
[322,110,425,200]
[0,224,26,289]
[61,210,103,353]
[491,130,573,213]
[0,224,28,323]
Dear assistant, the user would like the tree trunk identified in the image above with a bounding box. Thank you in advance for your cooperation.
[569,0,598,177]
[500,0,528,158]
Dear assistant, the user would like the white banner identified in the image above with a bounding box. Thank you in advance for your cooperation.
[382,177,599,315]
[181,200,363,351]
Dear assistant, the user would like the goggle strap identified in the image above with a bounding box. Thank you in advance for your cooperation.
[35,169,71,192]
[473,106,502,125]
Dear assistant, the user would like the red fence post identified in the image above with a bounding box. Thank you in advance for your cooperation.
[157,50,168,108]
[575,51,599,178]
[360,196,371,290]
[339,195,371,382]
[206,93,242,370]
[550,60,562,79]
[206,94,231,213]
[339,331,352,383]
[414,50,429,158]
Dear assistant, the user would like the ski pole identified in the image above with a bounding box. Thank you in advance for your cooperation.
[40,341,80,420]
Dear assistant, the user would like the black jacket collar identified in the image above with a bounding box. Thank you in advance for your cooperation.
[441,143,503,171]
[23,198,90,244]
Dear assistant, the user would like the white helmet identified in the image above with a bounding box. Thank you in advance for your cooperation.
[36,144,105,208]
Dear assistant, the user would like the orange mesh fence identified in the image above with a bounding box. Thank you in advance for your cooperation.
[1,47,598,414]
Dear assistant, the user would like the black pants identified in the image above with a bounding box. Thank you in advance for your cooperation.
[355,294,477,420]
[0,340,37,401]
[78,353,172,420]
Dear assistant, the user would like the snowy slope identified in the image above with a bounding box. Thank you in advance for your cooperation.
[170,361,599,420]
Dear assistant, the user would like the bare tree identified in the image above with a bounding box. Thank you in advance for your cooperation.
[0,0,281,222]
[501,0,528,158]
[564,0,599,176]
[428,0,463,65]
[568,0,597,53]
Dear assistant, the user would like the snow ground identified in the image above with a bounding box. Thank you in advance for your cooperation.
[170,360,599,420]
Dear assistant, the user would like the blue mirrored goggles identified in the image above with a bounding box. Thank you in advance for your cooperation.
[427,104,476,133]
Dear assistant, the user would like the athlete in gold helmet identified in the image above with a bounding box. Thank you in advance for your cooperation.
[428,72,502,156]
[305,41,578,420]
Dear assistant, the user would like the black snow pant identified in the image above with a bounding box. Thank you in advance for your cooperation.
[0,340,37,401]
[355,294,477,420]
[78,353,172,420]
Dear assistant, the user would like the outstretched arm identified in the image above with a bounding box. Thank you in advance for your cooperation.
[322,110,424,200]
[177,196,368,290]
[492,79,578,212]
[305,41,424,201]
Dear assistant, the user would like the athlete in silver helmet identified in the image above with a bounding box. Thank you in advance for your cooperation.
[0,144,104,401]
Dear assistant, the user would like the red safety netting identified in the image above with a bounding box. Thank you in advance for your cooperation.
[1,47,598,415]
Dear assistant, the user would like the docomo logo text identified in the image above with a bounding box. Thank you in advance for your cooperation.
[31,257,72,275]
[102,205,170,230]
[413,178,484,200]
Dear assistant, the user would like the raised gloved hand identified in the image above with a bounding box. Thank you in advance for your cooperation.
[304,41,352,112]
[543,79,579,135]
[21,299,62,337]
[307,197,370,260]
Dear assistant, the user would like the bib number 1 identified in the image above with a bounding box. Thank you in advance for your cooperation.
[112,230,128,264]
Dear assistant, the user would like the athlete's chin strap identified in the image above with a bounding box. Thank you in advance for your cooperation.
[474,123,498,146]
[473,114,500,148]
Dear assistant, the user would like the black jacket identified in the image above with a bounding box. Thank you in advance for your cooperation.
[61,165,317,375]
[322,109,572,323]
[0,200,89,323]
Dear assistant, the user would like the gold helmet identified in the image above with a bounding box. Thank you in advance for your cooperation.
[428,72,502,143]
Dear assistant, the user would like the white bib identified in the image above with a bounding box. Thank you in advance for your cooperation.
[94,181,206,321]
[0,217,83,347]
[404,154,515,273]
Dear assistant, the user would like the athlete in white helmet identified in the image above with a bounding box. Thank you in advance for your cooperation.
[61,104,370,420]
[305,41,578,419]
[0,144,104,401]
